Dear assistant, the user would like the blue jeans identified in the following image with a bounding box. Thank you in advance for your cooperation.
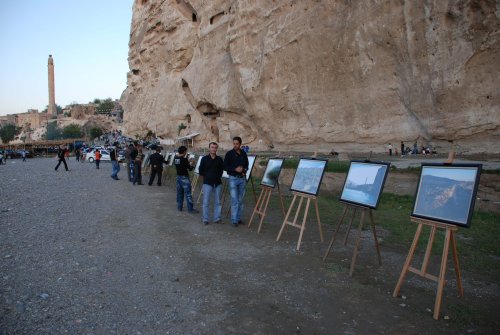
[111,161,120,178]
[176,176,194,212]
[229,176,246,224]
[202,184,221,223]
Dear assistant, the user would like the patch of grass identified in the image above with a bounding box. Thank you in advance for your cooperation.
[482,168,500,175]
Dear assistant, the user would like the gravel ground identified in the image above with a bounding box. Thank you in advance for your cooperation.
[1,158,499,334]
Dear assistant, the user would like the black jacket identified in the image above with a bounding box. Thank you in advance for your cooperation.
[149,152,167,168]
[223,149,248,177]
[199,154,224,186]
[174,154,193,176]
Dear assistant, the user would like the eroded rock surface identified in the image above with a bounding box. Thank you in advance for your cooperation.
[121,0,500,153]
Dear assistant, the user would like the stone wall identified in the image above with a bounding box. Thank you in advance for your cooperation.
[121,0,500,154]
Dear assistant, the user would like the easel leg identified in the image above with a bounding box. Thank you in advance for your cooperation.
[434,228,452,320]
[277,194,297,241]
[349,210,366,277]
[248,188,265,229]
[421,225,437,274]
[296,198,311,251]
[314,199,323,243]
[393,223,424,297]
[343,208,357,245]
[323,205,348,261]
[277,183,286,218]
[257,189,272,233]
[369,210,382,266]
[450,231,464,297]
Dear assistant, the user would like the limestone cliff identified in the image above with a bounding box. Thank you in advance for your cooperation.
[121,0,500,154]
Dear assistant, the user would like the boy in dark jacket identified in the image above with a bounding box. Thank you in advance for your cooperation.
[174,146,197,213]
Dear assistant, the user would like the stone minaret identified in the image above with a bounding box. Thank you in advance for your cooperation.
[48,55,56,116]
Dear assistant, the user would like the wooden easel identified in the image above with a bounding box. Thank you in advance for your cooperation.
[322,204,382,277]
[393,149,463,320]
[276,192,323,251]
[191,173,200,198]
[393,217,463,320]
[248,182,286,233]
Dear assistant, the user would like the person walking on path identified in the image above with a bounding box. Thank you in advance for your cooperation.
[21,150,26,162]
[148,147,168,186]
[199,142,224,225]
[223,136,249,227]
[125,144,134,182]
[110,143,120,180]
[95,149,101,169]
[132,144,143,185]
[388,143,393,156]
[174,146,198,213]
[54,145,69,171]
[75,147,80,162]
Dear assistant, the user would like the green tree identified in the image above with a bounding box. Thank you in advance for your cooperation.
[45,121,62,140]
[0,124,17,143]
[95,98,115,114]
[89,127,103,139]
[62,124,82,139]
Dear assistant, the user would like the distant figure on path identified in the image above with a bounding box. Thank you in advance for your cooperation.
[54,145,69,171]
[400,141,405,156]
[125,144,134,182]
[148,147,168,186]
[95,149,101,169]
[110,143,120,180]
[388,143,393,156]
[132,145,143,185]
[75,148,80,162]
[21,150,26,162]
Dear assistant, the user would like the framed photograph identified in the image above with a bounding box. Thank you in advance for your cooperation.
[290,158,328,196]
[411,163,482,228]
[246,155,257,182]
[339,160,390,209]
[261,158,285,188]
[194,156,203,174]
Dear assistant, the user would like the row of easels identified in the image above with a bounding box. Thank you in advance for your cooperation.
[248,183,461,320]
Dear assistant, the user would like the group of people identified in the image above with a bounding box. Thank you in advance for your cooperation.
[53,137,250,227]
[163,136,249,226]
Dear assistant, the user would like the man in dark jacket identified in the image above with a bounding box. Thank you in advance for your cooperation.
[223,136,248,227]
[199,142,224,225]
[54,145,69,171]
[148,147,168,186]
[174,146,198,213]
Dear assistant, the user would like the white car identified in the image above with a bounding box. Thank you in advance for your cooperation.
[86,149,110,163]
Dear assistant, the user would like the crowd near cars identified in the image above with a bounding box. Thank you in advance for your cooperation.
[0,131,160,165]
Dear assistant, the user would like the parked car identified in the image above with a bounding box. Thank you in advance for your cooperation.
[86,149,110,163]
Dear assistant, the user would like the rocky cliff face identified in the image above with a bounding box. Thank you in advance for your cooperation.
[121,0,500,153]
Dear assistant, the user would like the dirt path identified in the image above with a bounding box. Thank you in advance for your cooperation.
[1,158,498,334]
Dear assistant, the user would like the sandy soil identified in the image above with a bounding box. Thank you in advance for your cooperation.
[0,157,499,334]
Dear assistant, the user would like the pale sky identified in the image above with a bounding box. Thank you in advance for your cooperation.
[0,0,133,116]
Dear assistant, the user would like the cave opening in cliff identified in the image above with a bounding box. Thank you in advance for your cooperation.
[192,13,197,22]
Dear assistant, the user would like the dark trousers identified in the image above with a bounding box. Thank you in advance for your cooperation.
[133,161,142,184]
[96,160,100,169]
[148,166,163,185]
[55,158,68,171]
